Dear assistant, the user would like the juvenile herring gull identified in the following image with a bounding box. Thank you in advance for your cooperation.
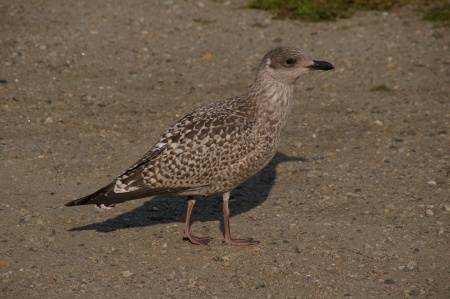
[65,46,334,246]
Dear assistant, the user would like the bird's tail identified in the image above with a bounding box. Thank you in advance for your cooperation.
[65,181,192,208]
[65,170,154,207]
[65,182,116,207]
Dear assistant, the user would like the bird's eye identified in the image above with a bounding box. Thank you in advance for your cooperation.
[285,58,295,66]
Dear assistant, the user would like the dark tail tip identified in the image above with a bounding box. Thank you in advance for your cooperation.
[64,200,78,207]
[65,198,88,207]
[65,182,116,207]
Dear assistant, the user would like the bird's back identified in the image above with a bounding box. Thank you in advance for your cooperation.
[118,95,262,195]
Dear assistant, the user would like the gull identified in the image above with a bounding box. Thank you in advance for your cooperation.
[65,46,334,245]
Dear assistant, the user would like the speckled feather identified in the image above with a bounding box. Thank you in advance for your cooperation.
[66,46,334,207]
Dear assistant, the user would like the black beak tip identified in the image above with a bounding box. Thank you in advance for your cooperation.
[308,60,335,71]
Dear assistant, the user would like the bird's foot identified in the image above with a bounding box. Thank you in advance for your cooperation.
[183,233,213,245]
[222,237,260,246]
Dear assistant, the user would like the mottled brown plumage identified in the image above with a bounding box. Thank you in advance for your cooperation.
[65,46,334,245]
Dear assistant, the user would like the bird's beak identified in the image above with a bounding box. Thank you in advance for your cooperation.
[307,60,334,71]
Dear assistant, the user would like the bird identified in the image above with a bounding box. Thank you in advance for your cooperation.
[65,46,334,246]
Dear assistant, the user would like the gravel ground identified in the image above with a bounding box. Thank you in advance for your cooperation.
[1,1,449,298]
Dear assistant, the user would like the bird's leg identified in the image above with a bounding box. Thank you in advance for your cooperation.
[222,192,259,246]
[183,196,212,245]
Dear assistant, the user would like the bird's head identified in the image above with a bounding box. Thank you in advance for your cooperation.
[258,46,334,85]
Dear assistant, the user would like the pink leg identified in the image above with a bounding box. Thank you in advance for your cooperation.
[222,192,259,246]
[183,196,212,245]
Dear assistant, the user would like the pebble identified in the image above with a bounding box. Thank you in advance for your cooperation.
[121,270,134,278]
[374,120,383,126]
[406,260,417,270]
[383,236,392,243]
[187,278,197,289]
[166,271,176,281]
[425,209,434,217]
[44,116,54,124]
[0,259,11,266]
[313,154,324,160]
[384,278,395,284]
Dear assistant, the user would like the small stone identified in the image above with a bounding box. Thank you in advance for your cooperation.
[44,116,54,124]
[331,252,340,259]
[166,271,176,281]
[19,214,32,223]
[427,180,436,185]
[442,204,450,212]
[425,209,434,217]
[187,278,197,289]
[313,154,324,160]
[0,259,11,266]
[406,261,417,270]
[384,279,395,284]
[383,236,392,243]
[122,270,134,278]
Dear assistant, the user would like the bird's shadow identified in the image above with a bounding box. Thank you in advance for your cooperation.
[68,152,307,234]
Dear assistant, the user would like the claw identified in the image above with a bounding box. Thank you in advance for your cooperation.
[183,235,213,246]
[222,237,259,246]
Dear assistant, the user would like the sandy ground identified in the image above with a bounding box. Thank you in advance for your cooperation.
[1,1,449,298]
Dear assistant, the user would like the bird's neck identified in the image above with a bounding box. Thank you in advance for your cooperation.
[248,75,293,118]
[246,75,294,137]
